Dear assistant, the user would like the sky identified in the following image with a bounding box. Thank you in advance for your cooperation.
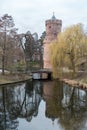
[0,0,87,37]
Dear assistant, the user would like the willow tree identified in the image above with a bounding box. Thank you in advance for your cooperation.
[49,23,87,78]
[49,39,65,78]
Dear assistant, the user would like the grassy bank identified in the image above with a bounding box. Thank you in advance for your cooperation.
[0,73,31,85]
[75,72,87,84]
[59,71,87,89]
[58,71,87,83]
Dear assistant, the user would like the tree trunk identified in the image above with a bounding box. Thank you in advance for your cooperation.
[2,27,6,75]
[2,54,5,75]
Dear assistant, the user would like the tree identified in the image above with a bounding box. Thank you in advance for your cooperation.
[39,31,46,43]
[49,23,87,78]
[17,30,46,72]
[18,31,35,71]
[49,40,65,78]
[38,31,46,68]
[18,31,46,72]
[5,30,24,73]
[0,14,15,75]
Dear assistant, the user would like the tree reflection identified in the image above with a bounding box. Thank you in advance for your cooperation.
[0,80,87,130]
[0,80,43,130]
[0,86,19,130]
[42,80,87,130]
[59,85,87,130]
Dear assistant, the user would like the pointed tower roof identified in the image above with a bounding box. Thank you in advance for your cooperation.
[51,12,56,20]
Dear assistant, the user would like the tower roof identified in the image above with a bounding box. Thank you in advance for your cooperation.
[51,12,56,20]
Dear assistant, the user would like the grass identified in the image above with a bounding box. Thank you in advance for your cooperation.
[56,71,87,85]
[0,73,31,84]
[75,72,87,84]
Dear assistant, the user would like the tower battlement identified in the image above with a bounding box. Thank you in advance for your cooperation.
[45,19,62,25]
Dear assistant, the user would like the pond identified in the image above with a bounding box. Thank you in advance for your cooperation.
[0,79,87,130]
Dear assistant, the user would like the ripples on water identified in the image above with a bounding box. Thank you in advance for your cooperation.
[0,80,87,130]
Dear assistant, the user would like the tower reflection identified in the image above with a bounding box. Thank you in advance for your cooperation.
[43,80,63,121]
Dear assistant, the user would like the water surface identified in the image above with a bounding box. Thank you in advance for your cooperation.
[0,80,87,130]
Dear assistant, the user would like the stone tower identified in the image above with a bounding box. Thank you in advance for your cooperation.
[43,13,62,69]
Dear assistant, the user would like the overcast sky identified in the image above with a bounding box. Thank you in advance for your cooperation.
[0,0,87,36]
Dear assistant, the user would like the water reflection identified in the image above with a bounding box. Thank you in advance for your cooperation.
[0,80,87,130]
[43,81,63,121]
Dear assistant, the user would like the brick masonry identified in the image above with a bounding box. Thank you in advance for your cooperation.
[43,14,62,69]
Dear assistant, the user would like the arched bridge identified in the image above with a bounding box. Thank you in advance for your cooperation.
[32,69,52,80]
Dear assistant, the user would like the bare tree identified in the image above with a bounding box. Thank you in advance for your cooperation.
[5,31,24,73]
[17,31,35,71]
[38,31,46,68]
[17,31,45,72]
[0,14,15,75]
